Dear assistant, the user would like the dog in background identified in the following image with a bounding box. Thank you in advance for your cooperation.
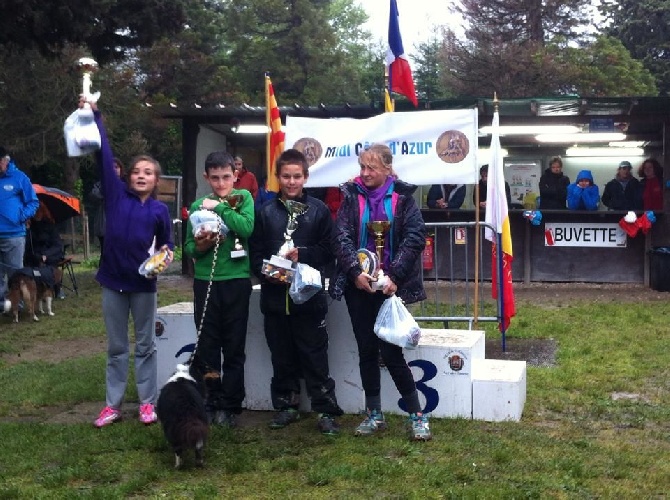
[157,363,209,469]
[7,266,63,323]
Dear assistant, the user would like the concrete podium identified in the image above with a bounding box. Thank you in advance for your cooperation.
[155,290,526,421]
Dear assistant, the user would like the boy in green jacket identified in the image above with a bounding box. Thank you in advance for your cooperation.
[184,151,254,428]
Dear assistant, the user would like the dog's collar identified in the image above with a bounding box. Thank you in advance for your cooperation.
[166,371,196,384]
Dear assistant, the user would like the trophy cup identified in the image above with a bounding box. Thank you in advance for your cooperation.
[65,57,101,157]
[77,57,99,104]
[261,200,309,283]
[363,220,391,290]
[224,193,246,258]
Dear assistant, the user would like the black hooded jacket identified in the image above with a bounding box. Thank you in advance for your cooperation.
[539,168,570,209]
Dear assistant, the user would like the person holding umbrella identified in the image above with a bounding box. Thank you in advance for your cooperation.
[0,147,39,313]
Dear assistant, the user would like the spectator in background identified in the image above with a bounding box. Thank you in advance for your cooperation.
[0,147,39,313]
[567,170,600,210]
[25,203,65,267]
[638,158,663,211]
[427,183,465,209]
[255,174,277,211]
[473,164,511,209]
[25,203,65,299]
[233,156,259,201]
[601,161,642,211]
[539,156,570,209]
[89,157,124,259]
[306,187,343,220]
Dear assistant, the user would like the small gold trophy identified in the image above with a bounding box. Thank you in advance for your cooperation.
[366,220,391,289]
[261,200,309,283]
[224,193,246,258]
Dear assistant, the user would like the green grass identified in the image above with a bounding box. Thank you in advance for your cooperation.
[1,271,669,498]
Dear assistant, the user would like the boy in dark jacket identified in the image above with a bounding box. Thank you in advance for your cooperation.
[249,149,343,435]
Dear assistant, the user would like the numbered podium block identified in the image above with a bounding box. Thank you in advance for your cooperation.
[155,302,197,390]
[379,329,485,418]
[472,359,527,422]
[156,298,490,420]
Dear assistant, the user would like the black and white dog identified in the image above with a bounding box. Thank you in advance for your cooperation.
[157,363,209,469]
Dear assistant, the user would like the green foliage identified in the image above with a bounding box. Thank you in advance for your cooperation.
[601,0,670,95]
[0,0,193,63]
[413,29,456,101]
[550,36,658,97]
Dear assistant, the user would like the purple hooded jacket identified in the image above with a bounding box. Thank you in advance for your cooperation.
[93,111,173,293]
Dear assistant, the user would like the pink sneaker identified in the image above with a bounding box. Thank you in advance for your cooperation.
[139,403,157,425]
[94,406,121,428]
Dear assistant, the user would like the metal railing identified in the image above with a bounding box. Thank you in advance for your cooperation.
[415,221,502,330]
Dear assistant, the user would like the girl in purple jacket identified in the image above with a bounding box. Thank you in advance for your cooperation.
[87,100,174,428]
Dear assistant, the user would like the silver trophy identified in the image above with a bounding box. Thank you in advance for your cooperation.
[223,193,247,258]
[77,57,100,106]
[261,200,309,283]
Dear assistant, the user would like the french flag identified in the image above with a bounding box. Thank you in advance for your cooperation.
[386,0,418,107]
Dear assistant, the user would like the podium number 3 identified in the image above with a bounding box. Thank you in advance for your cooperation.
[398,359,439,414]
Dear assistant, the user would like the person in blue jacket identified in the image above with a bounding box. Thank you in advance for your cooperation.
[0,148,39,312]
[567,170,600,210]
[85,98,175,429]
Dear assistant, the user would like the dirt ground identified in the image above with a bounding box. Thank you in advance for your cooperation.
[2,276,666,424]
[4,276,667,368]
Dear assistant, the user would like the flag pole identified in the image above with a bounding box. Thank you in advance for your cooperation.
[493,93,507,350]
[473,152,480,330]
[265,71,271,187]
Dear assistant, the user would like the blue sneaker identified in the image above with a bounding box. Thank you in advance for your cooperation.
[354,409,387,436]
[408,412,432,441]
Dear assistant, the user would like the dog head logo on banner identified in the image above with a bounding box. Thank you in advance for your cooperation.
[436,130,470,164]
[293,138,323,167]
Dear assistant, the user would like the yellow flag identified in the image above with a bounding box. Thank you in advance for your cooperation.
[384,88,394,113]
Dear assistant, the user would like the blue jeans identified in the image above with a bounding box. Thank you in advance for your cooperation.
[0,236,26,300]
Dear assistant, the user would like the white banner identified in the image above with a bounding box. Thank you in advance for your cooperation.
[544,223,627,248]
[284,109,479,187]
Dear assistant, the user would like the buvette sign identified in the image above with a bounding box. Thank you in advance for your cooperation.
[544,223,627,248]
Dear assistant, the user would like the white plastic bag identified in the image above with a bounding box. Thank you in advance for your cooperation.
[373,295,421,349]
[63,108,101,157]
[289,263,322,304]
[189,209,229,238]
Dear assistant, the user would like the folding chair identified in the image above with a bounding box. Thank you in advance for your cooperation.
[57,248,79,296]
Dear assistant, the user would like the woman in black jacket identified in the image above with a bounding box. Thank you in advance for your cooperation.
[539,156,570,209]
[330,143,431,441]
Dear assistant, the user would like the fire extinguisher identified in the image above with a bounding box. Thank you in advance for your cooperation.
[423,234,434,271]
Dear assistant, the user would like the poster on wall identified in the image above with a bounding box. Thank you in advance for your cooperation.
[504,160,542,208]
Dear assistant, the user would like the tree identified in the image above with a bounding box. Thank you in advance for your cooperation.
[550,36,657,97]
[413,28,456,101]
[0,0,194,63]
[600,0,670,95]
[218,0,379,104]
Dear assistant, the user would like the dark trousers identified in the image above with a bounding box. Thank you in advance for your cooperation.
[264,311,342,415]
[193,278,251,414]
[344,287,417,399]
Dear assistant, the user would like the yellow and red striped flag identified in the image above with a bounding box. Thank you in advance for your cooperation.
[485,108,516,331]
[265,74,284,193]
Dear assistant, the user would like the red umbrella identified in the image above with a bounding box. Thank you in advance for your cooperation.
[32,184,81,223]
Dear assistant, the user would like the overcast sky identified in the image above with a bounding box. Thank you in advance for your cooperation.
[360,0,460,59]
